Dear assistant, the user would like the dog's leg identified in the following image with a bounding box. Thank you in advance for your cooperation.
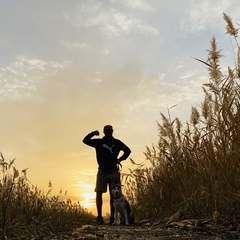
[112,210,118,225]
[129,211,135,224]
[123,209,129,225]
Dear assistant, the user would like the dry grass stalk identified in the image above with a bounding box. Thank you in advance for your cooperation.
[223,13,239,38]
[0,155,94,239]
[125,14,240,228]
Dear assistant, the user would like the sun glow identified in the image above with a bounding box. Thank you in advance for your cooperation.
[81,192,95,209]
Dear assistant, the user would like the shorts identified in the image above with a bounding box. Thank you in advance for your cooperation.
[95,168,120,193]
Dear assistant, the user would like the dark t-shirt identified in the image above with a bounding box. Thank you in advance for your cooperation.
[83,132,131,170]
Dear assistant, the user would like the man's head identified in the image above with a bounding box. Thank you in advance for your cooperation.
[103,125,113,138]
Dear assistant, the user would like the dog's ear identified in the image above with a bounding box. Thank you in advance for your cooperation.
[110,181,115,189]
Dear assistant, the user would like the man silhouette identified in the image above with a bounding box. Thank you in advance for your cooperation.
[83,125,131,224]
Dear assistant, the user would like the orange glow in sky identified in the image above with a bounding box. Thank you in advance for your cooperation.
[80,192,95,209]
[1,0,239,216]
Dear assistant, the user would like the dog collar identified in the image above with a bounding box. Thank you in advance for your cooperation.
[113,195,125,201]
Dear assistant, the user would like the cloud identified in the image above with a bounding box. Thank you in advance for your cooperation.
[73,169,97,184]
[102,11,159,37]
[180,0,233,33]
[60,40,89,51]
[0,55,69,100]
[112,0,156,12]
[63,2,159,38]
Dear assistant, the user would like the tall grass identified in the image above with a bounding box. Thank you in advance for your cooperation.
[0,153,94,240]
[125,13,240,223]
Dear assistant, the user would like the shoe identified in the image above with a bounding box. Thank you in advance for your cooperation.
[96,216,104,225]
[108,216,114,225]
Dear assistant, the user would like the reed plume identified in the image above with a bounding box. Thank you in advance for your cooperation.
[125,14,240,226]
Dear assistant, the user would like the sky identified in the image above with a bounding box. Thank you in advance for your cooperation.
[0,0,240,215]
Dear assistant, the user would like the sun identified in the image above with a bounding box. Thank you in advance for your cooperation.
[81,192,95,208]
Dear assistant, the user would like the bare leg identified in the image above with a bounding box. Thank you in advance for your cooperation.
[96,191,103,217]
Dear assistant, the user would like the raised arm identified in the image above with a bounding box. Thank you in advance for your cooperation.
[83,130,99,147]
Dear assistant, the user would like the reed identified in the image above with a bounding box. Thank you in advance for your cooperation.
[125,13,240,224]
[0,153,94,240]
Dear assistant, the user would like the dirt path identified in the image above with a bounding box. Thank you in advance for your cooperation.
[69,224,220,240]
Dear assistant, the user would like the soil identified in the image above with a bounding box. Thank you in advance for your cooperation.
[4,218,240,239]
[65,222,240,240]
[69,225,211,239]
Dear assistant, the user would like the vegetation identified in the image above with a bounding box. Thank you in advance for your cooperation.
[125,13,240,225]
[1,12,240,239]
[0,153,95,240]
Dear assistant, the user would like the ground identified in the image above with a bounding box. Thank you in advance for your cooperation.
[69,225,212,239]
[61,220,240,240]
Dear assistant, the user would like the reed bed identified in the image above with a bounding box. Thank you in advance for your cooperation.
[0,153,94,240]
[124,13,240,225]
